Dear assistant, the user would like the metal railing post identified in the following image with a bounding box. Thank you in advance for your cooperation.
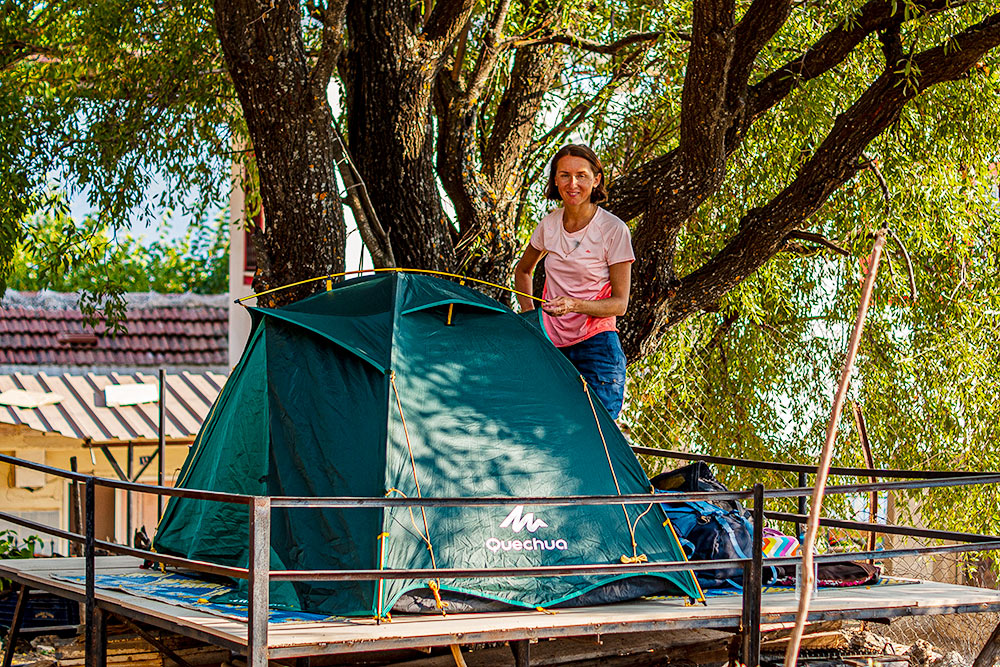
[742,483,765,667]
[797,472,807,542]
[248,497,271,667]
[84,478,105,667]
[158,368,166,519]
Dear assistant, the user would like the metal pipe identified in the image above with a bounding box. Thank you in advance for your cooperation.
[785,229,888,667]
[767,474,1000,499]
[742,483,764,667]
[70,456,82,557]
[630,446,993,479]
[267,539,1000,581]
[158,369,166,519]
[270,491,752,508]
[85,478,97,667]
[852,402,879,560]
[126,442,133,546]
[7,451,1000,505]
[766,511,999,544]
[248,498,271,667]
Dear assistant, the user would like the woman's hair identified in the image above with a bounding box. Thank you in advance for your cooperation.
[545,144,608,203]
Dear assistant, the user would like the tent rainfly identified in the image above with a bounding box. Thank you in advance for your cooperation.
[153,273,701,616]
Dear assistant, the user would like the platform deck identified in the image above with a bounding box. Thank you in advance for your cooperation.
[3,556,1000,660]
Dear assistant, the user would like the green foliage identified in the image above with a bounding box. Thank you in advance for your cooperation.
[0,529,41,560]
[1,0,237,306]
[9,198,229,301]
[6,0,1000,551]
[0,529,42,592]
[598,2,1000,545]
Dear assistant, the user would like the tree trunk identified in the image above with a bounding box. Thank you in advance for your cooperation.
[344,4,455,272]
[214,0,345,304]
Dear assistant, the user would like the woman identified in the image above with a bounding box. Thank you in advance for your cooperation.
[514,144,634,418]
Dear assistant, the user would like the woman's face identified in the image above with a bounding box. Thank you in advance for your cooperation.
[555,155,600,206]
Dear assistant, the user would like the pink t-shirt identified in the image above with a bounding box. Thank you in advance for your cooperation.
[529,207,635,347]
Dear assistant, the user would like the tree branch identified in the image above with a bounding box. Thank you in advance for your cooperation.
[744,0,965,129]
[423,0,476,44]
[526,46,648,159]
[462,0,513,106]
[662,11,1000,330]
[888,228,917,300]
[781,230,850,256]
[308,0,348,96]
[331,123,395,267]
[726,0,792,115]
[507,30,668,54]
[609,0,967,224]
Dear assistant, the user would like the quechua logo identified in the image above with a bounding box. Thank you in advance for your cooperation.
[486,506,568,553]
[499,505,547,533]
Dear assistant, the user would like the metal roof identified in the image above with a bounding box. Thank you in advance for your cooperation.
[0,371,227,443]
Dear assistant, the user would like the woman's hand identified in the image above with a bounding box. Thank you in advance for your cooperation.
[542,296,579,316]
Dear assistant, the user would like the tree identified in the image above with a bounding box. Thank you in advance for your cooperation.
[9,201,229,297]
[5,0,999,358]
[6,0,1000,550]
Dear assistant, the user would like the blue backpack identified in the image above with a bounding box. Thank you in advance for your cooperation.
[663,499,780,589]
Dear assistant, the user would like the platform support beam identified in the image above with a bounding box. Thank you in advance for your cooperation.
[741,483,764,667]
[796,472,807,542]
[1,584,29,667]
[115,614,196,667]
[974,616,1000,667]
[248,497,271,667]
[510,639,530,667]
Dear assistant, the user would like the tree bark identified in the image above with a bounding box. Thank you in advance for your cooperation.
[344,1,462,272]
[214,0,344,303]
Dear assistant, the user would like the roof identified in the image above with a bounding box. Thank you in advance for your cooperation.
[0,290,229,373]
[0,371,227,443]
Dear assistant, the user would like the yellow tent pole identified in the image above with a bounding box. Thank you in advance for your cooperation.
[235,267,545,306]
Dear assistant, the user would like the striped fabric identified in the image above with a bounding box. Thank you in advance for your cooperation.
[762,535,800,558]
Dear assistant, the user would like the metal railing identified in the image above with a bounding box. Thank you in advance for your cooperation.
[2,450,1000,667]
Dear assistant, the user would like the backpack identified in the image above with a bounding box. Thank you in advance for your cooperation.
[662,498,780,589]
[651,461,742,513]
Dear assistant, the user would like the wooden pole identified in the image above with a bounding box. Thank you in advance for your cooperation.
[783,229,888,667]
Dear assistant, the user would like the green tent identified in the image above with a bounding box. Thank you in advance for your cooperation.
[153,272,701,616]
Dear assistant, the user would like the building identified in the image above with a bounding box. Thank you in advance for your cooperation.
[0,291,229,554]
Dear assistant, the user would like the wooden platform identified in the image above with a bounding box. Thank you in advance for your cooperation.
[4,556,1000,661]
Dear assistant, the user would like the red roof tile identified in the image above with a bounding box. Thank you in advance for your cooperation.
[0,293,228,369]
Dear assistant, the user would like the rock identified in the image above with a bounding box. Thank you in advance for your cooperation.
[932,651,970,667]
[908,639,943,667]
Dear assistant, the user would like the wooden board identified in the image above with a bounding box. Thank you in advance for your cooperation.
[4,556,1000,660]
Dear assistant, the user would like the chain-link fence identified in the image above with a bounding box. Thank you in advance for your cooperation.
[618,312,1000,663]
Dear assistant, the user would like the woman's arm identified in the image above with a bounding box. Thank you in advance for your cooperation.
[542,261,631,318]
[514,245,545,311]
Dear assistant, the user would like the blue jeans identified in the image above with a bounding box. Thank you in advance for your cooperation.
[560,331,626,418]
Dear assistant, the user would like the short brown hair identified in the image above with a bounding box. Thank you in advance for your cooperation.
[545,144,608,204]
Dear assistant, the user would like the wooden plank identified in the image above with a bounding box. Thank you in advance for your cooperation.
[0,558,247,652]
[4,556,1000,661]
